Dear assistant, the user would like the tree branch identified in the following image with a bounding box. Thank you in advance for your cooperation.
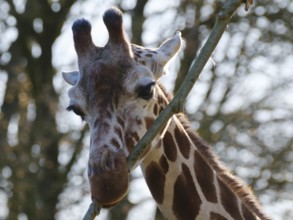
[64,126,88,176]
[82,202,101,220]
[127,0,251,169]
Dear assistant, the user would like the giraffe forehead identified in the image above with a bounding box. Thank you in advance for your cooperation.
[78,61,154,103]
[74,62,127,106]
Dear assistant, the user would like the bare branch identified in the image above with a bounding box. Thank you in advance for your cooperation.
[64,126,88,176]
[82,202,101,220]
[127,0,250,170]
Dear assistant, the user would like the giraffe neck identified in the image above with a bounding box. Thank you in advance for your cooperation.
[140,113,268,220]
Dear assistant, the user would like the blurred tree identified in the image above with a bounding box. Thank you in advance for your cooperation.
[0,0,83,219]
[1,0,292,219]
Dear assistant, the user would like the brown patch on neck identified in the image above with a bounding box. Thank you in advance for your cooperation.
[174,126,191,159]
[172,163,201,220]
[218,177,243,220]
[210,212,228,220]
[144,161,166,204]
[159,155,169,174]
[193,150,217,203]
[162,131,177,162]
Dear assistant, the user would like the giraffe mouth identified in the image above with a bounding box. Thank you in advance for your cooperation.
[101,202,119,208]
[88,148,129,207]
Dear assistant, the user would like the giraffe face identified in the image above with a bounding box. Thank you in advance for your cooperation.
[62,8,181,207]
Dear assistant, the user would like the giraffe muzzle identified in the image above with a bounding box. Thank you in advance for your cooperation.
[88,148,129,207]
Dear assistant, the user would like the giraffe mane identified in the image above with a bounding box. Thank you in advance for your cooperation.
[177,114,270,220]
[158,84,270,220]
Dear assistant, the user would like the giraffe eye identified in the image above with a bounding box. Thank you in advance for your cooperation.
[67,105,85,120]
[138,81,156,100]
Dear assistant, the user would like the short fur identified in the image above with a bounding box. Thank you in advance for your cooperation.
[159,84,270,220]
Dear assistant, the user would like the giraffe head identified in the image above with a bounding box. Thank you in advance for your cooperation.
[62,7,182,207]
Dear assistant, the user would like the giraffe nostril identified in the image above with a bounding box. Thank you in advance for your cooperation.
[100,149,115,171]
[88,160,99,176]
[88,149,117,175]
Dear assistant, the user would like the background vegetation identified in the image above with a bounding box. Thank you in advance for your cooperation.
[0,0,292,219]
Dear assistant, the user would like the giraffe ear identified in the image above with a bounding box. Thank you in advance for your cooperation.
[62,71,80,86]
[156,31,182,67]
[132,32,182,79]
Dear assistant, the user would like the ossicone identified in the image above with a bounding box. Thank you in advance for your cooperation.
[103,7,126,44]
[72,18,95,55]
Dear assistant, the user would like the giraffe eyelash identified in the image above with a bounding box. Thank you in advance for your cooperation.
[138,81,156,100]
[66,105,85,121]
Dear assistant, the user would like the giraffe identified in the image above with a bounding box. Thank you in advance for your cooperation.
[62,7,270,220]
